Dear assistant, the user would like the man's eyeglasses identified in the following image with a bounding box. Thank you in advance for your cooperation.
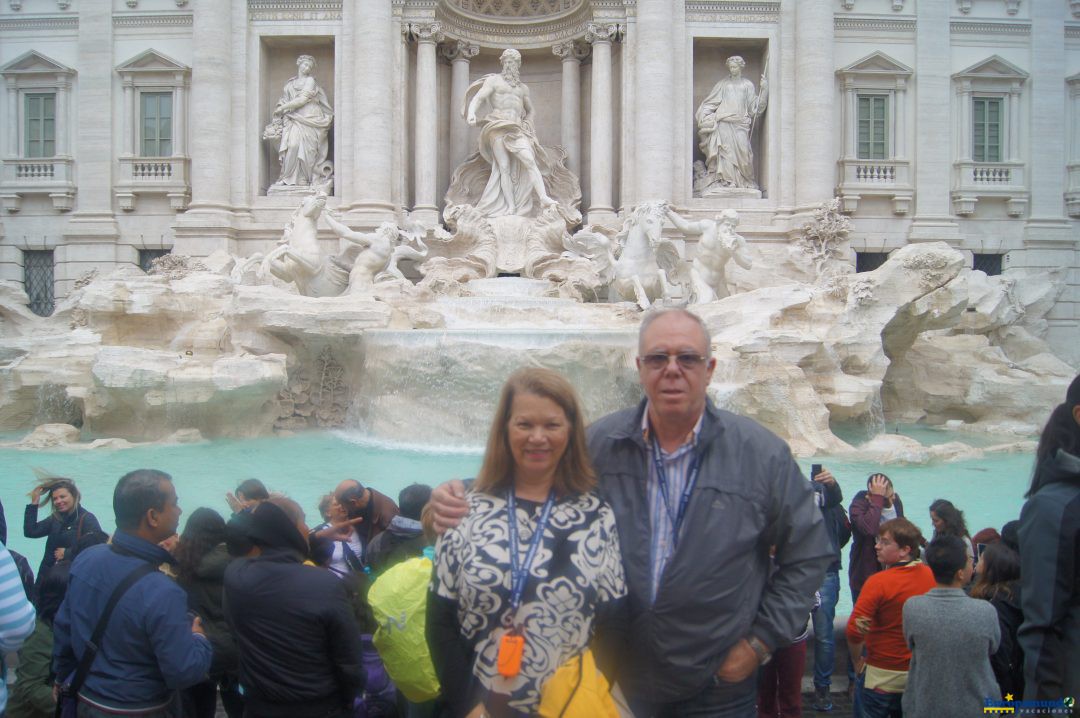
[638,353,709,371]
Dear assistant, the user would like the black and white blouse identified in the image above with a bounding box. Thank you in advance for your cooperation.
[430,488,627,715]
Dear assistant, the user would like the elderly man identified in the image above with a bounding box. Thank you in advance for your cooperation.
[334,479,399,551]
[432,308,830,715]
[53,470,211,717]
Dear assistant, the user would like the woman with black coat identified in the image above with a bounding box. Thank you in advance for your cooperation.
[23,477,101,598]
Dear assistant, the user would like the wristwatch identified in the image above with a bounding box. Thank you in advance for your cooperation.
[747,635,772,665]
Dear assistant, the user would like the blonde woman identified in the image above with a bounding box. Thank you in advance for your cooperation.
[428,368,627,718]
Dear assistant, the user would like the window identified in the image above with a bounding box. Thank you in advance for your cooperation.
[23,250,54,317]
[856,252,890,273]
[973,97,1002,163]
[857,95,888,160]
[972,253,1002,276]
[24,93,55,158]
[140,92,173,157]
[138,249,170,273]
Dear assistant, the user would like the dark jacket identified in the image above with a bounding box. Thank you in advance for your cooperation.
[1018,448,1080,700]
[52,532,212,710]
[178,543,238,679]
[586,399,832,704]
[365,516,428,575]
[987,582,1024,701]
[361,489,400,546]
[223,548,365,717]
[7,620,54,718]
[848,489,905,597]
[23,504,101,589]
[812,480,844,574]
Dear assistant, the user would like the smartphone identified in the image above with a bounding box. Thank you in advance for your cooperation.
[811,463,822,478]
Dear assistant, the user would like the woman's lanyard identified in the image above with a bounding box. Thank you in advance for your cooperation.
[498,488,555,679]
[650,438,702,549]
[505,489,556,624]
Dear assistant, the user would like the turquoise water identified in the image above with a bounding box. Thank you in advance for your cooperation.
[0,430,1035,616]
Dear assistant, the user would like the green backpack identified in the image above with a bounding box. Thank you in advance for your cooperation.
[368,553,441,703]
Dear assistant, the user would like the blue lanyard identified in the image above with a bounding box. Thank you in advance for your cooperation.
[650,438,701,549]
[506,489,556,616]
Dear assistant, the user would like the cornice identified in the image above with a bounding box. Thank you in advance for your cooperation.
[951,20,1030,36]
[834,16,916,33]
[248,0,342,22]
[432,0,594,49]
[0,15,78,31]
[113,13,193,28]
[685,0,779,23]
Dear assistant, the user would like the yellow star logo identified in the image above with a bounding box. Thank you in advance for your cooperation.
[1004,693,1014,702]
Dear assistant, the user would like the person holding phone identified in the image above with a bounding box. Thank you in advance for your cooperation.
[808,465,845,711]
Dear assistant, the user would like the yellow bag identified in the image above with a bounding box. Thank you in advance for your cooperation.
[537,648,619,718]
[369,556,441,703]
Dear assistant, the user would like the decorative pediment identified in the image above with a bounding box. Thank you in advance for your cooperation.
[953,55,1029,82]
[116,49,190,76]
[837,51,913,78]
[1,50,75,78]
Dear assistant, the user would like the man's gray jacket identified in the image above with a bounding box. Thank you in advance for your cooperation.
[587,399,832,704]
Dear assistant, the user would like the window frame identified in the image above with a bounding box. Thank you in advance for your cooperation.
[24,92,57,159]
[22,249,55,317]
[139,90,174,158]
[856,93,890,161]
[972,95,1004,164]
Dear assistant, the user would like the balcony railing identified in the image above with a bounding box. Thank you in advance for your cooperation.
[951,161,1028,217]
[0,157,76,211]
[836,158,913,214]
[116,155,190,211]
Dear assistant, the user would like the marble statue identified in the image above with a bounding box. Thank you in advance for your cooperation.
[594,200,685,309]
[264,55,334,194]
[321,215,427,293]
[444,48,580,218]
[694,55,768,195]
[262,193,349,297]
[667,207,752,303]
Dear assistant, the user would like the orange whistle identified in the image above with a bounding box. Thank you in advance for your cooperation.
[497,632,526,678]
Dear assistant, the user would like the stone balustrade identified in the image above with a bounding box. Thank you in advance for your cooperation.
[951,160,1028,217]
[836,158,913,215]
[0,157,76,212]
[116,155,191,211]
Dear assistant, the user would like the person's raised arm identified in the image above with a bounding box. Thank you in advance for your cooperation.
[323,213,370,246]
[23,497,51,540]
[665,208,702,237]
[427,479,470,536]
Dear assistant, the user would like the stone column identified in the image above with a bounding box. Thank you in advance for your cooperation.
[553,40,586,176]
[587,23,619,224]
[956,81,972,163]
[445,40,478,177]
[350,0,396,223]
[843,83,856,158]
[794,0,834,209]
[173,0,235,255]
[633,2,673,203]
[121,79,135,156]
[908,0,961,243]
[894,80,906,159]
[1007,83,1021,163]
[54,76,70,157]
[5,84,16,157]
[411,22,444,227]
[173,77,186,157]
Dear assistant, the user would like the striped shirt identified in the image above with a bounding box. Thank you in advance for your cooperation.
[0,542,36,714]
[643,409,704,603]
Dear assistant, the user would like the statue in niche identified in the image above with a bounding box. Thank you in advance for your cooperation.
[445,48,580,219]
[694,55,768,196]
[666,207,752,303]
[264,55,334,194]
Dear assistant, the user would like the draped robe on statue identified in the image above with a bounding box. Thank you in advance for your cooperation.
[695,75,765,191]
[275,76,333,187]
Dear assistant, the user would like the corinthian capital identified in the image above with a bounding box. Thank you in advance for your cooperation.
[552,40,590,61]
[585,23,623,45]
[409,22,444,44]
[442,40,480,62]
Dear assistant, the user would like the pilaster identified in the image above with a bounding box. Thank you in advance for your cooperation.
[446,41,479,178]
[633,1,674,203]
[553,40,587,177]
[587,23,621,224]
[794,0,835,210]
[410,21,444,227]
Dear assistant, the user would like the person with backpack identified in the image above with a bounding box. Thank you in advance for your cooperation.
[808,465,846,712]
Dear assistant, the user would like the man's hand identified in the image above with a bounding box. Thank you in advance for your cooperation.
[159,534,179,555]
[52,684,61,704]
[225,491,243,513]
[54,548,66,562]
[715,638,759,683]
[851,652,866,675]
[813,468,837,486]
[313,516,364,542]
[191,616,205,636]
[466,111,477,126]
[868,474,890,497]
[430,480,469,535]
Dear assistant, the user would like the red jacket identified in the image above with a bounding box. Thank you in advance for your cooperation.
[847,561,935,671]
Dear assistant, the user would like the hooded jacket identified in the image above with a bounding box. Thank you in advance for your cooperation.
[179,543,238,679]
[586,398,831,704]
[223,502,364,717]
[1018,448,1080,700]
[848,489,905,597]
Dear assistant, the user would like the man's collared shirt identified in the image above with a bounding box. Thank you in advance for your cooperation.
[643,408,704,603]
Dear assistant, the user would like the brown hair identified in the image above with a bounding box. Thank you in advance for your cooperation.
[879,517,924,560]
[969,542,1020,601]
[35,477,82,519]
[473,367,596,497]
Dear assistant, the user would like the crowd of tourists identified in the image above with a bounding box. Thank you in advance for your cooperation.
[0,309,1074,718]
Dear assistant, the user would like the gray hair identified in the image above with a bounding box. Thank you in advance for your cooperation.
[500,48,521,66]
[638,308,712,359]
